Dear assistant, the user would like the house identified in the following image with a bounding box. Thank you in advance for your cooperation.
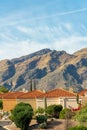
[2,92,24,112]
[17,90,44,111]
[36,88,81,109]
[78,89,87,97]
[78,89,87,106]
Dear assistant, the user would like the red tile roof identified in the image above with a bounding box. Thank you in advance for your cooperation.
[0,92,13,99]
[78,89,87,96]
[37,89,76,98]
[0,92,24,99]
[17,90,44,99]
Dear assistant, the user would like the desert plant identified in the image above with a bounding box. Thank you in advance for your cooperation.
[46,104,63,118]
[74,104,87,123]
[36,115,47,124]
[38,122,47,129]
[35,107,45,115]
[59,108,71,119]
[12,102,33,130]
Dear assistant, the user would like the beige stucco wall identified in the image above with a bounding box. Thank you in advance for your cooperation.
[17,99,36,111]
[36,97,80,109]
[61,97,79,108]
[36,98,59,109]
[3,99,17,112]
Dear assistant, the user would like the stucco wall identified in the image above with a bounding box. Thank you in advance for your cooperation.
[36,98,59,109]
[36,97,80,109]
[3,99,17,112]
[17,99,36,111]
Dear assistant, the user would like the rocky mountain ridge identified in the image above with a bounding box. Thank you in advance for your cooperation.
[0,48,87,92]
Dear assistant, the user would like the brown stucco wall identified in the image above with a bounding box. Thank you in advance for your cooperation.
[3,99,17,112]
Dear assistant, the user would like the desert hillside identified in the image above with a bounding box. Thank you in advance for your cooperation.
[0,48,87,92]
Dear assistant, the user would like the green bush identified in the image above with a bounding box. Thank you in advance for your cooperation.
[12,102,33,130]
[74,105,87,122]
[46,104,63,118]
[68,125,87,130]
[38,122,47,129]
[0,86,8,93]
[59,108,71,119]
[36,115,47,124]
[35,107,45,115]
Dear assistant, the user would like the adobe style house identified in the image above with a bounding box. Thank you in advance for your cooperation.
[78,89,87,106]
[78,89,87,97]
[0,89,82,112]
[17,90,44,111]
[1,92,24,112]
[36,89,81,109]
[0,90,43,112]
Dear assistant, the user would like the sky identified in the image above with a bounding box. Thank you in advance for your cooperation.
[0,0,87,60]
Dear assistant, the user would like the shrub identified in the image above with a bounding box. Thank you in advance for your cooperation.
[12,102,33,130]
[38,122,47,129]
[0,86,8,93]
[46,104,63,118]
[35,107,45,115]
[74,104,87,122]
[68,125,87,130]
[36,115,47,124]
[59,108,71,119]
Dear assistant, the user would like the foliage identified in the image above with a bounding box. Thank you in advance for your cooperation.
[12,102,33,130]
[74,105,87,122]
[0,100,3,109]
[36,115,47,124]
[59,108,71,119]
[46,104,63,118]
[38,122,47,129]
[0,86,8,93]
[76,94,79,104]
[35,107,45,115]
[3,111,9,116]
[9,111,14,122]
[9,114,14,122]
[68,125,87,130]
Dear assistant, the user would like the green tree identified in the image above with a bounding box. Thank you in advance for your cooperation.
[46,104,63,118]
[0,86,8,93]
[0,100,3,109]
[12,102,33,130]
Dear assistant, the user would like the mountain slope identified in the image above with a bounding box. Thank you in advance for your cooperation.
[0,48,87,92]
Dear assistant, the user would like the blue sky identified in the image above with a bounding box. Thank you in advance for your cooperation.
[0,0,87,60]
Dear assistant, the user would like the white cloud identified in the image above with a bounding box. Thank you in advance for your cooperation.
[53,35,87,53]
[0,34,87,61]
[0,41,50,60]
[0,21,87,60]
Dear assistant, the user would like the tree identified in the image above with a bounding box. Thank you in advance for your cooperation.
[12,102,33,130]
[0,100,3,109]
[46,104,63,118]
[0,86,8,93]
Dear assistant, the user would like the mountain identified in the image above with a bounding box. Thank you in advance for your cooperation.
[0,48,87,92]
